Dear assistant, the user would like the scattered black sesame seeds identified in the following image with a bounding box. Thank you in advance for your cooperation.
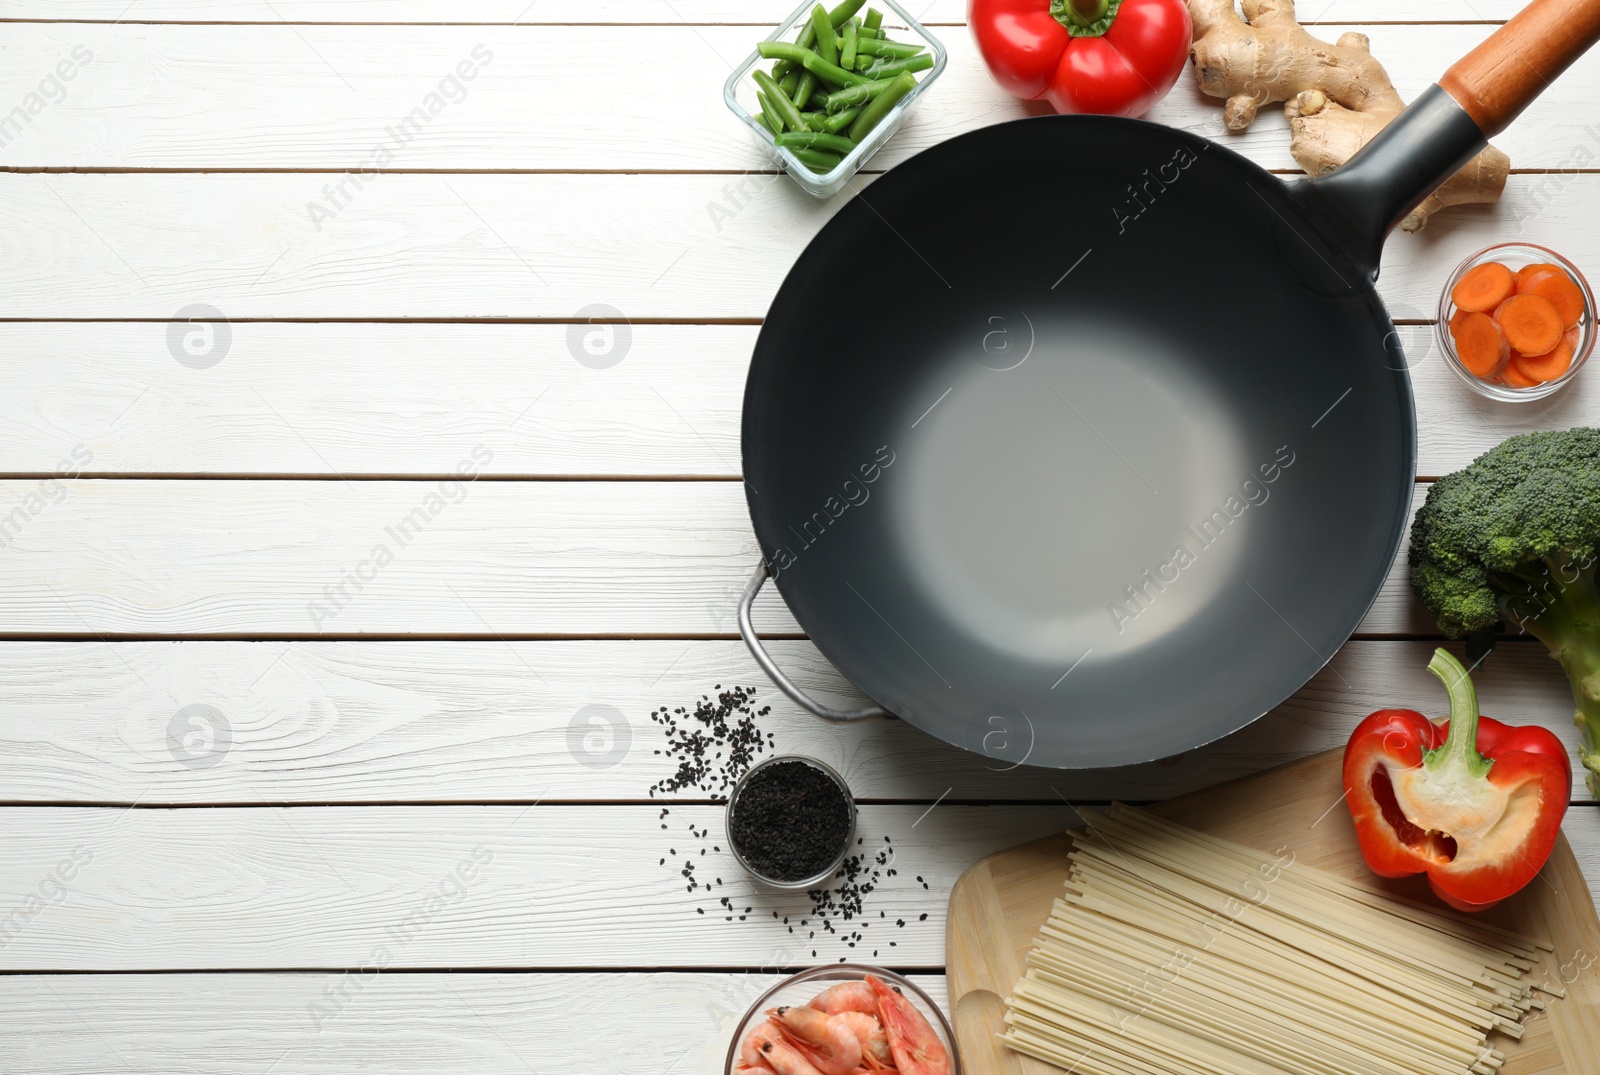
[649,685,773,796]
[649,683,922,960]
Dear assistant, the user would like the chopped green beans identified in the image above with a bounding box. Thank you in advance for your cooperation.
[747,5,929,179]
[753,68,807,133]
[793,71,818,110]
[755,92,779,133]
[860,52,934,79]
[810,4,839,64]
[776,130,859,154]
[823,77,896,111]
[790,147,844,172]
[756,41,870,87]
[821,106,861,133]
[793,0,857,53]
[848,71,916,141]
[857,37,923,58]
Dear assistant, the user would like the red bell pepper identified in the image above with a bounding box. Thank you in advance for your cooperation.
[1343,648,1570,912]
[968,0,1192,118]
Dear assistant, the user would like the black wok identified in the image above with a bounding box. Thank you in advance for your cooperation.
[739,0,1600,769]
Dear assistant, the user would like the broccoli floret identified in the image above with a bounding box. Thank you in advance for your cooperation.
[1409,427,1600,794]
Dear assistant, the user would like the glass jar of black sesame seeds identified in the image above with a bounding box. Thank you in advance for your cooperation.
[726,754,856,889]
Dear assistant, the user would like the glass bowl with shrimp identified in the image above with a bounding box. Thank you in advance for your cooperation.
[726,964,960,1075]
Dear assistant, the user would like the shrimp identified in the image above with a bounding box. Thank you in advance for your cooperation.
[739,1018,826,1075]
[834,1011,893,1069]
[808,979,878,1015]
[740,1019,784,1071]
[768,1005,864,1075]
[868,975,952,1075]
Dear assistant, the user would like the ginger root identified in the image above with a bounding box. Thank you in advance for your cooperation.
[1188,0,1508,231]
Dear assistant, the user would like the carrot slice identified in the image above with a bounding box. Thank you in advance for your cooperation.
[1520,269,1585,328]
[1494,294,1565,356]
[1452,262,1517,312]
[1517,262,1565,291]
[1449,307,1472,337]
[1500,362,1542,389]
[1453,311,1509,379]
[1514,326,1580,382]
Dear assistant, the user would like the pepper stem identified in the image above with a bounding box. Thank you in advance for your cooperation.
[1067,0,1111,25]
[1050,0,1117,35]
[1423,648,1495,780]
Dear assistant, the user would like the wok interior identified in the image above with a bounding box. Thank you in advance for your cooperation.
[744,118,1414,769]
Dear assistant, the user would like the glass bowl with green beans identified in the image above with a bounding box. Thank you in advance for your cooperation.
[723,0,946,198]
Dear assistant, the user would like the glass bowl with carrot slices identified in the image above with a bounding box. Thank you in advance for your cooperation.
[1437,242,1594,401]
[725,965,960,1074]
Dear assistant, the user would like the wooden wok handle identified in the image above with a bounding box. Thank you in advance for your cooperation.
[1439,0,1600,136]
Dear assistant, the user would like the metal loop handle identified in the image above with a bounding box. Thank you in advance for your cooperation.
[737,563,892,723]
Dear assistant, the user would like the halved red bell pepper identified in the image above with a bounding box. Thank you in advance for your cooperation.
[1343,648,1570,912]
[968,0,1192,118]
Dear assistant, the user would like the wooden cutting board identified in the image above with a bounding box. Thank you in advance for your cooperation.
[946,748,1600,1074]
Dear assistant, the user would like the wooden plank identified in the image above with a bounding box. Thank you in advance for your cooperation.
[0,323,752,478]
[0,803,1068,969]
[0,171,1591,319]
[0,971,949,1075]
[0,321,1581,480]
[0,639,1590,804]
[0,0,1533,24]
[0,24,1593,171]
[0,802,1593,970]
[0,478,1477,637]
[0,479,795,635]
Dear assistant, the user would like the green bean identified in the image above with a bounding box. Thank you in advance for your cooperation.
[793,71,818,110]
[863,7,883,33]
[779,69,800,97]
[810,4,839,64]
[789,147,844,172]
[848,70,916,141]
[856,37,923,58]
[753,68,807,133]
[839,18,859,70]
[821,105,862,133]
[856,53,874,70]
[828,0,867,24]
[776,130,859,154]
[755,92,781,134]
[757,40,813,64]
[823,77,895,111]
[771,58,796,80]
[756,41,870,87]
[860,52,934,80]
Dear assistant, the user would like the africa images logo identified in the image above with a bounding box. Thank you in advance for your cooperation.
[1107,445,1296,634]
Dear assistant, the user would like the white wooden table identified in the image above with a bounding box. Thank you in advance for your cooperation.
[0,1,1597,1071]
